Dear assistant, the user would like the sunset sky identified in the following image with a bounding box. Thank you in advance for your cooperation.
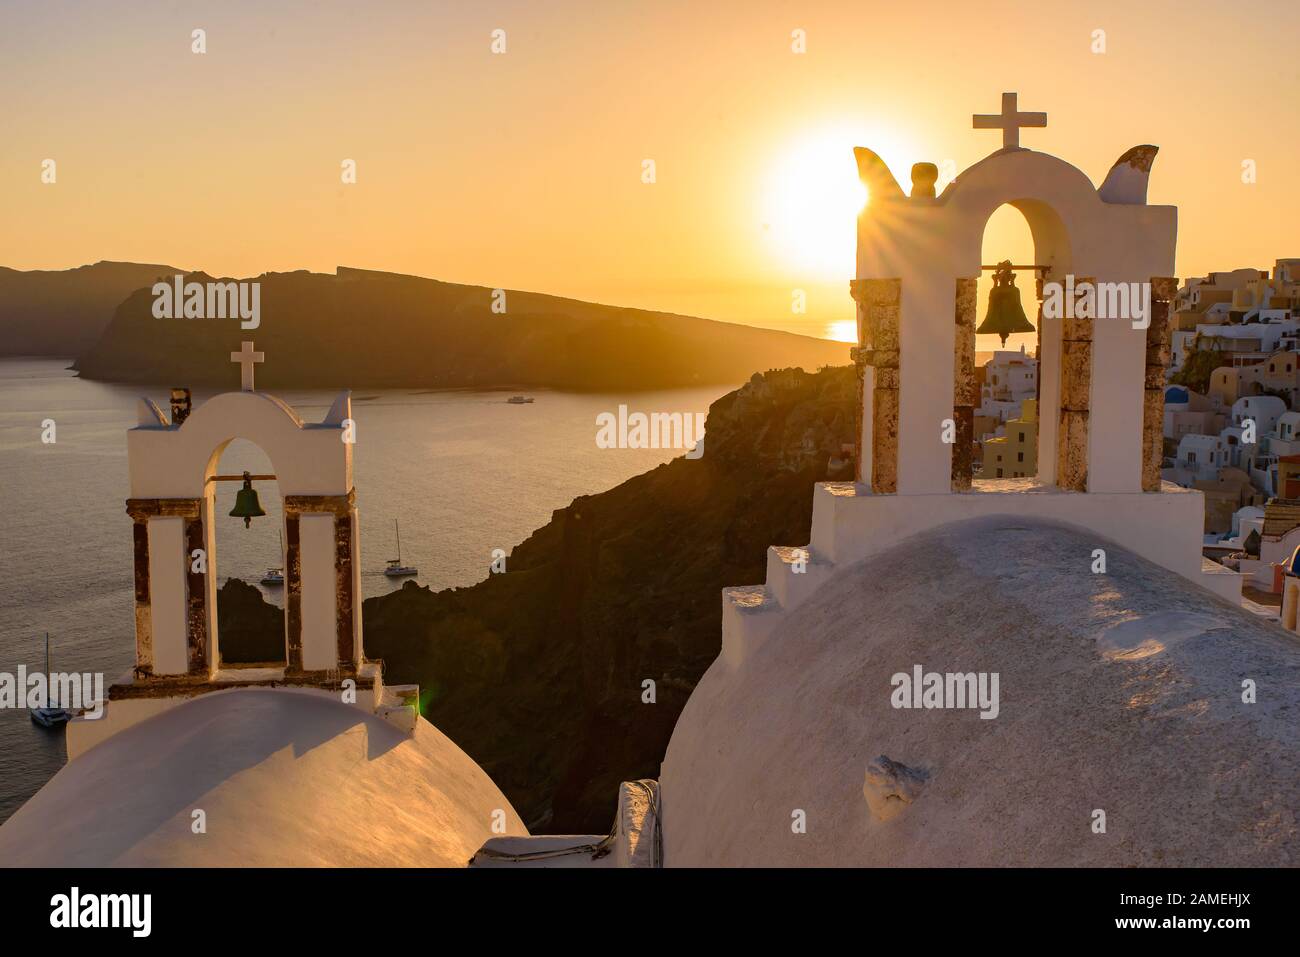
[4,0,1299,345]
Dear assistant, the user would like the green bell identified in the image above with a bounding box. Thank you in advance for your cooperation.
[977,260,1036,346]
[229,471,266,528]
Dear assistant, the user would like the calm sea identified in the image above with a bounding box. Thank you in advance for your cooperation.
[0,358,729,823]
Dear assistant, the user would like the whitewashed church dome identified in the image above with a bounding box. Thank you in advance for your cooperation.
[660,516,1299,867]
[0,689,526,866]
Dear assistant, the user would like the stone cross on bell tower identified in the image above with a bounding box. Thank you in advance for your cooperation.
[230,340,264,391]
[973,92,1047,150]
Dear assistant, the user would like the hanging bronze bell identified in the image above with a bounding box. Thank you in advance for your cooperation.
[977,260,1036,346]
[229,471,266,528]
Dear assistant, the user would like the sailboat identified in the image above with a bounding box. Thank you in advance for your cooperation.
[31,633,70,728]
[261,530,285,585]
[384,519,418,578]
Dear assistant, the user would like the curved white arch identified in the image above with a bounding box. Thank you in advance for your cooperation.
[128,391,353,498]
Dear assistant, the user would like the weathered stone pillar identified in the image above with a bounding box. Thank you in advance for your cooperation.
[284,490,357,675]
[952,278,977,490]
[849,340,869,484]
[127,507,153,678]
[1057,277,1094,492]
[1144,278,1178,491]
[125,498,206,677]
[1034,274,1045,409]
[850,278,902,493]
[334,508,357,670]
[283,512,304,672]
[183,514,208,674]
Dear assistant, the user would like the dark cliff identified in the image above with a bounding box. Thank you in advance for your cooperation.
[217,578,285,664]
[362,365,857,831]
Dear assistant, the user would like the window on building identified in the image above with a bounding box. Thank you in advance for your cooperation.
[1018,432,1025,442]
[996,468,1003,478]
[1017,451,1024,463]
[1188,451,1197,464]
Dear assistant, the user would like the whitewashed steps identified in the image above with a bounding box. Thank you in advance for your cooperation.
[766,545,836,611]
[720,584,783,669]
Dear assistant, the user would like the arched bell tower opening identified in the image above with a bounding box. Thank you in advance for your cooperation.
[206,437,286,668]
[961,198,1075,488]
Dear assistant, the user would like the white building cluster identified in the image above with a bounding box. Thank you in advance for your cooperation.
[1162,259,1300,598]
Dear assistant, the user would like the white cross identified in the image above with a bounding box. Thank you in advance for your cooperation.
[230,340,264,391]
[973,92,1047,150]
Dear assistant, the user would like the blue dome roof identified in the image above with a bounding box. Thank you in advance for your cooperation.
[1287,544,1300,577]
[1165,386,1189,403]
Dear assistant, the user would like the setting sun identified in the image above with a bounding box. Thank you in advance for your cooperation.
[760,129,870,280]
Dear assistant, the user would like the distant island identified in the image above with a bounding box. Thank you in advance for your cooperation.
[2,261,848,391]
[0,261,180,356]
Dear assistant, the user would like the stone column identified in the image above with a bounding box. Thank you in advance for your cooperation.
[283,512,304,672]
[850,278,902,494]
[183,513,208,674]
[125,497,206,678]
[952,278,977,490]
[334,508,357,670]
[127,506,153,678]
[1034,274,1045,409]
[850,342,870,484]
[284,490,357,676]
[1057,277,1094,492]
[1144,277,1178,491]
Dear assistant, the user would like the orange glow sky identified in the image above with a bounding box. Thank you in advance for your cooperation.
[4,0,1298,346]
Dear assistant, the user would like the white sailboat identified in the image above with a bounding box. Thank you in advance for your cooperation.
[261,530,285,585]
[31,633,70,728]
[384,519,418,578]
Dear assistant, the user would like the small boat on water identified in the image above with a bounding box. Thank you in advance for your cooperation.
[507,395,534,404]
[261,531,285,585]
[384,519,418,578]
[31,633,70,729]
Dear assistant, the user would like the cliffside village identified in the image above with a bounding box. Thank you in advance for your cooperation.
[969,257,1300,607]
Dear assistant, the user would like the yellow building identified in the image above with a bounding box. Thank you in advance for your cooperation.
[982,399,1038,480]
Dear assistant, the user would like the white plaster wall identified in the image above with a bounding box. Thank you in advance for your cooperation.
[66,694,183,761]
[148,517,189,676]
[1260,525,1300,566]
[299,514,337,671]
[899,271,958,494]
[810,481,1206,584]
